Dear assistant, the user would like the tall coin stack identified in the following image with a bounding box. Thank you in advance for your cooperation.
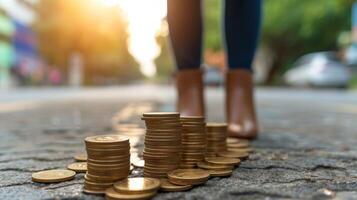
[205,123,228,157]
[142,112,181,178]
[180,116,206,168]
[84,135,130,194]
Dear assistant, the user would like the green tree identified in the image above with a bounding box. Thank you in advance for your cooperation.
[34,0,141,85]
[202,0,354,84]
[262,0,354,84]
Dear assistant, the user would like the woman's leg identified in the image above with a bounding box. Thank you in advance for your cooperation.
[167,0,205,116]
[224,0,262,139]
[167,0,203,70]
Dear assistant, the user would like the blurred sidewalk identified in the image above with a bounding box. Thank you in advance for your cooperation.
[1,84,357,199]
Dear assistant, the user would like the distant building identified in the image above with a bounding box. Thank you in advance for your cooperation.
[0,0,41,88]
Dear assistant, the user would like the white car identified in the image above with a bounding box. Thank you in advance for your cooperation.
[284,52,351,88]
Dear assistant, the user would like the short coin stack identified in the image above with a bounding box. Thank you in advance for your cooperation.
[142,112,181,178]
[180,116,206,168]
[84,135,131,194]
[106,177,160,200]
[205,123,228,157]
[167,169,210,186]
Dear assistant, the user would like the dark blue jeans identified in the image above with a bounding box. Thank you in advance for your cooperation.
[167,0,262,72]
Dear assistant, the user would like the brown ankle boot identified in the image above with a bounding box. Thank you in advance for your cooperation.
[226,69,258,139]
[176,69,205,116]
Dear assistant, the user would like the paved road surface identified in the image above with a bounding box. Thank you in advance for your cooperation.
[1,85,357,200]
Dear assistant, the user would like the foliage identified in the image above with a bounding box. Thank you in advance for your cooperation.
[262,0,354,83]
[34,0,140,84]
[202,0,354,84]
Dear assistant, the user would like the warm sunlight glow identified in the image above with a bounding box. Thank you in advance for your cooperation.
[114,0,167,77]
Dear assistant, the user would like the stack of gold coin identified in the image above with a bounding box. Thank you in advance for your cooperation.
[205,123,228,157]
[180,116,206,168]
[84,135,130,194]
[142,112,181,178]
[167,169,210,186]
[106,177,160,200]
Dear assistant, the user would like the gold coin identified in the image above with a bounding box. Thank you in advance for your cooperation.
[167,169,210,185]
[83,188,106,195]
[227,142,249,148]
[74,153,87,161]
[113,177,160,194]
[206,122,227,127]
[197,161,233,170]
[85,135,129,145]
[106,187,156,200]
[205,157,240,166]
[143,112,180,117]
[217,151,249,160]
[67,162,87,173]
[160,178,192,192]
[228,147,254,153]
[132,160,145,168]
[32,169,76,183]
[226,138,240,144]
[207,169,233,177]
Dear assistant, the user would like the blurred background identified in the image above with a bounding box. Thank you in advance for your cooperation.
[0,0,357,89]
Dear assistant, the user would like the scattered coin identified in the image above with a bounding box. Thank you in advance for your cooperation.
[67,162,87,173]
[217,151,249,160]
[113,177,160,194]
[32,169,76,183]
[207,169,233,177]
[167,169,210,186]
[226,138,240,144]
[106,187,157,200]
[205,157,240,166]
[228,147,254,153]
[74,153,87,162]
[160,178,193,192]
[197,161,233,170]
[227,142,249,148]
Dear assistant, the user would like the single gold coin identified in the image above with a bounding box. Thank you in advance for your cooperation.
[32,169,76,183]
[226,138,240,144]
[74,153,87,161]
[143,111,180,116]
[67,162,87,173]
[132,160,145,168]
[206,122,227,127]
[106,187,157,200]
[160,178,192,192]
[227,142,249,148]
[217,151,249,160]
[85,134,129,145]
[83,188,106,195]
[205,157,240,166]
[207,169,233,177]
[113,177,161,194]
[228,147,254,153]
[197,161,233,170]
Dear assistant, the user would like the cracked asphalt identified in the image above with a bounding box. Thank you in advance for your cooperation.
[1,85,357,200]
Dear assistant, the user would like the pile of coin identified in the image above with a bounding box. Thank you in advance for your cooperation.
[205,123,228,157]
[106,177,160,200]
[167,169,210,186]
[84,135,131,194]
[180,116,206,168]
[142,112,181,178]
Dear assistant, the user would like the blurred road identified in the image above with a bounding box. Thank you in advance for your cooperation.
[1,84,357,199]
